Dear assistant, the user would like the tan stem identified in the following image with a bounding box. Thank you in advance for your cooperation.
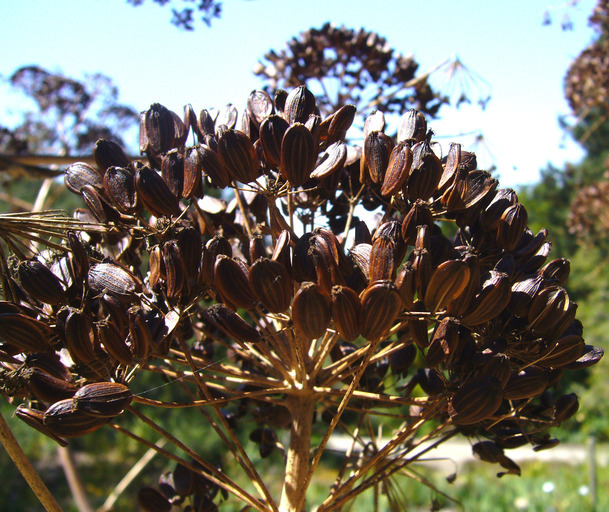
[0,411,63,512]
[58,446,94,512]
[279,395,316,512]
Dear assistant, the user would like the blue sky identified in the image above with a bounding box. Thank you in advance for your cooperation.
[0,0,599,188]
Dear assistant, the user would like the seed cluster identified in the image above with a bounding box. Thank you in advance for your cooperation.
[0,85,603,510]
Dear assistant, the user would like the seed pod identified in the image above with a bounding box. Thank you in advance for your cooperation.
[538,334,585,369]
[29,367,77,404]
[397,109,427,143]
[508,275,544,318]
[94,139,130,174]
[281,123,316,186]
[503,366,549,400]
[103,165,137,214]
[408,314,428,351]
[441,167,469,211]
[135,165,181,218]
[360,280,401,340]
[202,304,261,344]
[182,145,203,198]
[129,307,152,359]
[363,131,394,184]
[259,114,289,169]
[562,345,604,370]
[144,103,176,154]
[425,317,459,367]
[479,188,518,232]
[401,201,433,246]
[406,140,443,201]
[496,203,528,251]
[324,104,356,144]
[64,307,96,363]
[438,142,462,193]
[528,286,572,336]
[390,342,417,378]
[472,441,506,464]
[446,254,480,317]
[331,285,362,342]
[449,376,503,425]
[363,110,386,139]
[553,393,579,423]
[284,85,316,125]
[310,141,347,180]
[43,398,108,438]
[137,487,172,512]
[213,255,257,309]
[88,263,142,304]
[271,229,293,275]
[97,320,133,366]
[64,162,104,194]
[541,258,570,286]
[368,235,396,282]
[395,261,415,309]
[291,282,331,339]
[161,149,185,199]
[248,258,293,313]
[198,144,230,188]
[424,259,471,312]
[67,231,89,283]
[412,248,433,299]
[17,259,65,305]
[80,185,115,223]
[73,382,132,417]
[0,313,53,353]
[15,406,68,447]
[218,129,260,183]
[348,243,371,282]
[460,271,511,326]
[381,141,413,196]
[162,240,185,300]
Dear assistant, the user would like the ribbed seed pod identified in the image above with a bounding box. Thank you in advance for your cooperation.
[64,307,96,363]
[460,271,511,326]
[541,258,571,286]
[183,145,202,198]
[144,103,176,154]
[438,142,462,193]
[202,304,261,344]
[103,166,137,214]
[446,254,480,317]
[395,261,415,309]
[360,281,402,340]
[448,376,503,425]
[0,313,53,353]
[137,487,172,512]
[73,382,132,417]
[284,85,316,125]
[538,334,585,369]
[406,140,443,201]
[425,317,459,367]
[67,231,89,283]
[368,235,396,282]
[363,131,394,184]
[29,367,77,404]
[161,149,185,199]
[503,366,549,400]
[528,286,572,336]
[324,104,356,144]
[64,162,104,194]
[43,398,108,438]
[135,166,181,218]
[94,139,130,173]
[128,307,152,360]
[310,141,347,180]
[401,201,433,246]
[197,144,230,188]
[508,275,544,318]
[479,188,518,232]
[17,259,65,305]
[97,320,133,366]
[331,285,362,342]
[248,258,293,313]
[281,123,316,186]
[88,263,142,304]
[291,282,331,340]
[162,241,185,300]
[424,259,471,312]
[381,141,413,196]
[497,203,528,251]
[218,129,260,183]
[213,255,257,309]
[553,393,579,423]
[397,109,427,143]
[259,115,289,168]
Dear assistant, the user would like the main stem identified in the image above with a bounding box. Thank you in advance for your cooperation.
[279,394,316,512]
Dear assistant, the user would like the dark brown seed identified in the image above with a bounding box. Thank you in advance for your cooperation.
[553,393,579,423]
[88,263,142,304]
[64,307,96,363]
[144,103,176,154]
[472,441,505,463]
[97,320,133,366]
[135,165,181,218]
[496,203,528,251]
[424,259,471,312]
[94,139,130,173]
[43,398,108,438]
[259,115,289,169]
[508,275,544,318]
[395,261,415,309]
[310,141,347,180]
[438,142,462,193]
[540,258,571,286]
[425,317,459,367]
[284,85,316,125]
[65,162,104,194]
[73,382,132,417]
[460,271,511,326]
[503,366,549,400]
[67,231,89,283]
[17,259,65,305]
[248,258,293,313]
[162,241,185,300]
[29,367,77,404]
[281,123,316,186]
[406,140,443,201]
[103,166,137,214]
[198,144,231,188]
[0,313,53,353]
[15,406,68,447]
[479,188,518,232]
[202,304,261,344]
[247,89,273,125]
[218,129,260,183]
[359,280,402,340]
[368,235,396,282]
[129,307,152,360]
[528,286,572,336]
[381,141,413,196]
[137,487,172,512]
[449,376,503,425]
[291,282,331,340]
[363,131,394,184]
[538,334,585,368]
[213,255,257,309]
[183,145,202,198]
[331,285,362,342]
[401,201,433,246]
[397,109,427,143]
[161,149,185,199]
[80,185,114,223]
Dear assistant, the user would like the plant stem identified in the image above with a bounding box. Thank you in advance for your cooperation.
[279,394,316,512]
[0,410,63,512]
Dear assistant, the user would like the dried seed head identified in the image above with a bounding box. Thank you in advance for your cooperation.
[324,104,356,144]
[144,103,176,155]
[424,259,471,312]
[259,114,289,169]
[460,271,511,326]
[381,141,413,197]
[198,144,231,188]
[496,203,528,251]
[64,307,96,363]
[363,131,394,184]
[406,140,443,201]
[161,149,185,199]
[401,201,433,246]
[368,235,396,282]
[310,141,347,180]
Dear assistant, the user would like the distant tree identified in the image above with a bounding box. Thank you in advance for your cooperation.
[1,66,139,156]
[126,0,223,30]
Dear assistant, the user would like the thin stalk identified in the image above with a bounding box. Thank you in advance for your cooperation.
[0,410,63,512]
